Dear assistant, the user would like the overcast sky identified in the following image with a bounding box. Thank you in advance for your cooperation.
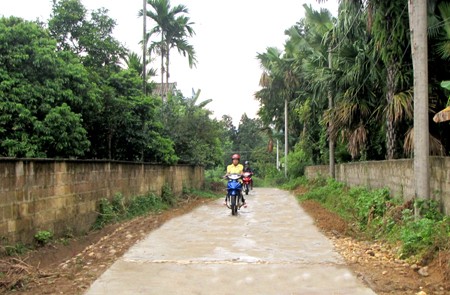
[2,0,338,125]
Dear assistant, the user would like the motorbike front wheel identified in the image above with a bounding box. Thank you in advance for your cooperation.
[231,195,238,215]
[244,184,249,195]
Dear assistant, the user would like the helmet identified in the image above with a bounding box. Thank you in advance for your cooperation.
[231,153,240,160]
[244,161,249,165]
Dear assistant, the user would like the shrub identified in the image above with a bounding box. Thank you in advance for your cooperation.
[161,183,177,206]
[34,230,53,246]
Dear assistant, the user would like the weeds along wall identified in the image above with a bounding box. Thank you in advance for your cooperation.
[304,157,450,216]
[0,158,204,244]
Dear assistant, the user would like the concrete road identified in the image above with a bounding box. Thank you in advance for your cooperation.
[85,188,376,295]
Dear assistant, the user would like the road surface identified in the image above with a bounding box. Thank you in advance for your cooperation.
[85,188,376,295]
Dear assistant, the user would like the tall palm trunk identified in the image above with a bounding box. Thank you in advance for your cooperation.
[143,0,147,95]
[328,49,335,178]
[165,43,170,99]
[386,64,397,159]
[108,130,112,160]
[160,35,165,100]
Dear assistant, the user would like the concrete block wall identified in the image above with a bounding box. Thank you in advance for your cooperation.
[304,157,450,215]
[0,159,204,244]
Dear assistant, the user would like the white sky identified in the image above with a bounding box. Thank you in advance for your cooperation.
[2,0,338,125]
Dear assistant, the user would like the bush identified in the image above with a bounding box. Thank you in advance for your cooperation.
[161,184,177,207]
[94,198,119,229]
[4,243,28,256]
[93,189,181,229]
[400,217,437,258]
[34,230,53,246]
[127,193,165,217]
[350,187,391,229]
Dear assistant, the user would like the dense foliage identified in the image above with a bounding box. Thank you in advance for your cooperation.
[0,0,223,166]
[255,1,450,176]
[4,0,450,175]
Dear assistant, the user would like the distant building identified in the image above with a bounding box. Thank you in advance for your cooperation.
[152,82,177,99]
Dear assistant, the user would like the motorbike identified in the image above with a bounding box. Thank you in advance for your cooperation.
[242,172,253,195]
[225,174,243,215]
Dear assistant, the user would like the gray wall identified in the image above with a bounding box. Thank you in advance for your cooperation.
[304,157,450,215]
[0,159,204,244]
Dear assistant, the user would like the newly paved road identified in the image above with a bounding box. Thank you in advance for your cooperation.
[85,188,376,295]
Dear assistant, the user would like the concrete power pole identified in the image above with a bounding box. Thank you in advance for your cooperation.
[408,1,430,207]
[276,140,280,171]
[284,98,288,178]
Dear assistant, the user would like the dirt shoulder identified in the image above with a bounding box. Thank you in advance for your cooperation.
[1,195,449,295]
[301,200,449,295]
[0,196,213,295]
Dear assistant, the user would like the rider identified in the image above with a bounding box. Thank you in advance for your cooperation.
[224,153,247,207]
[243,160,254,190]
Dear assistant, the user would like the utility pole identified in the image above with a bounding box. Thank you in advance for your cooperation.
[276,139,280,171]
[409,0,430,209]
[284,98,288,178]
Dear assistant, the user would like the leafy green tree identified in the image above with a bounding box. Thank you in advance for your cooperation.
[160,90,224,166]
[0,16,91,158]
[49,0,126,69]
[39,103,90,158]
[48,0,178,163]
[234,115,265,162]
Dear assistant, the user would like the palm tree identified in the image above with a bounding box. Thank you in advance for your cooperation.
[164,14,197,91]
[122,52,157,93]
[122,52,157,77]
[255,47,290,176]
[325,1,380,160]
[285,4,336,173]
[319,0,430,201]
[371,0,411,159]
[141,0,196,100]
[143,0,147,94]
[255,47,286,130]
